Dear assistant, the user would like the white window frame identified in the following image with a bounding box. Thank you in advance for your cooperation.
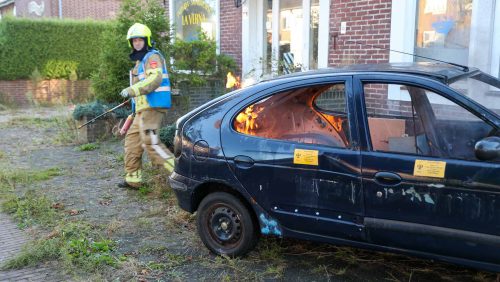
[388,0,417,64]
[490,0,500,78]
[242,0,330,84]
[215,0,220,55]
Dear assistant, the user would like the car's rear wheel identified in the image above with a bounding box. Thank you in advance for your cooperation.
[197,192,258,257]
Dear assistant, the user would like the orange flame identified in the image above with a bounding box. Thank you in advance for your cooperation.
[234,104,263,135]
[226,72,241,89]
[323,115,343,133]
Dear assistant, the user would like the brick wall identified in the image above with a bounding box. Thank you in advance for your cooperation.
[219,0,242,74]
[0,79,91,106]
[328,0,392,67]
[0,80,31,106]
[15,0,58,18]
[61,0,121,20]
[15,0,121,19]
[164,80,226,124]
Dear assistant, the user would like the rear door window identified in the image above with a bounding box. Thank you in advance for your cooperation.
[364,83,496,161]
[233,84,350,148]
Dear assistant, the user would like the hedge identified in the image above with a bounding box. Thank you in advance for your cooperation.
[0,17,110,80]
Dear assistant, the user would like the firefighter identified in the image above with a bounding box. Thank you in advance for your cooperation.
[118,23,174,189]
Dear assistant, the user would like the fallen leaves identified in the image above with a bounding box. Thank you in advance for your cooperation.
[51,202,65,210]
[66,209,86,216]
[99,199,112,206]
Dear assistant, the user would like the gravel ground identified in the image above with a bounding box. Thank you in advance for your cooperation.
[0,107,497,282]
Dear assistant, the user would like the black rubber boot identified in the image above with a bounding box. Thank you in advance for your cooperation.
[117,181,137,189]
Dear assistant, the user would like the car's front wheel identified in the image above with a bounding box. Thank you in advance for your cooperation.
[197,192,259,257]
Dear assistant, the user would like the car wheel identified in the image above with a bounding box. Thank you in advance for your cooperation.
[197,192,258,257]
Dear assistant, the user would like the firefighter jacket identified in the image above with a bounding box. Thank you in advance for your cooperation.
[126,49,171,113]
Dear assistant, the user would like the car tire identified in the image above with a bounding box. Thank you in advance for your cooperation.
[197,192,259,257]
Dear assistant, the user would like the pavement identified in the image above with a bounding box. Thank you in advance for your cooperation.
[0,213,60,282]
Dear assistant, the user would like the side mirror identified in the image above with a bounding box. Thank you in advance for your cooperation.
[475,136,500,161]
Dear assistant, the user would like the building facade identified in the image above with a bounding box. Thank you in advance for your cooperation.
[167,0,500,85]
[3,0,499,83]
[2,0,499,81]
[0,0,15,19]
[5,0,120,20]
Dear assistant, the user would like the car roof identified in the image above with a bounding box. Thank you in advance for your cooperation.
[265,62,480,85]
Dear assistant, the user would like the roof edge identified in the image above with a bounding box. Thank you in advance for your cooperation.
[0,0,14,9]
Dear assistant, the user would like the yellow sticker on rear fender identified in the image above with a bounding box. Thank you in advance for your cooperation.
[294,149,319,166]
[413,160,446,178]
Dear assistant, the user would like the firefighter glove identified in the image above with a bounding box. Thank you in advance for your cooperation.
[120,89,130,98]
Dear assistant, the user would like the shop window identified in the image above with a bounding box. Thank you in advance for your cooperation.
[415,0,472,66]
[277,0,319,73]
[279,1,304,73]
[365,83,495,161]
[173,0,216,41]
[233,84,350,148]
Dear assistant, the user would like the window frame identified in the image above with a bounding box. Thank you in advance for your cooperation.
[389,0,500,97]
[228,77,356,150]
[241,0,330,81]
[355,74,499,162]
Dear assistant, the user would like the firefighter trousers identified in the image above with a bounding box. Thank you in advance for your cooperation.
[124,109,174,186]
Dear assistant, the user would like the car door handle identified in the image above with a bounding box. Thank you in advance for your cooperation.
[374,172,401,186]
[234,155,255,169]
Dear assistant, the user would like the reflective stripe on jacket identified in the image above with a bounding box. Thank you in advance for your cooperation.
[129,49,171,112]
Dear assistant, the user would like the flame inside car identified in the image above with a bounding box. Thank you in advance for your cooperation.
[235,104,264,135]
[233,85,350,147]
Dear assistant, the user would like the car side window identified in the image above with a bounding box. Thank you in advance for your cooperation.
[233,83,350,148]
[364,83,495,161]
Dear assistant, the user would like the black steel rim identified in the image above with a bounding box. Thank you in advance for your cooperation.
[207,204,242,247]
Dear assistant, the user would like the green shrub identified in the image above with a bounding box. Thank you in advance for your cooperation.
[0,17,109,80]
[172,33,216,75]
[171,32,238,86]
[76,143,99,152]
[159,124,176,149]
[42,60,79,80]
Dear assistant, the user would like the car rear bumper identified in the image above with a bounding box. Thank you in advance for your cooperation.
[168,171,200,213]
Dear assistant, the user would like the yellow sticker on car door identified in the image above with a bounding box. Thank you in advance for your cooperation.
[413,160,446,178]
[294,149,319,166]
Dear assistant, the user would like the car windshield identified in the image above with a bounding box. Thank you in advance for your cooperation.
[449,72,500,116]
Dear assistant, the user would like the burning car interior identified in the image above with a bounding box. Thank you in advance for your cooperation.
[233,84,350,148]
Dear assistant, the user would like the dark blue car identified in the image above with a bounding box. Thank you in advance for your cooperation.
[169,63,500,272]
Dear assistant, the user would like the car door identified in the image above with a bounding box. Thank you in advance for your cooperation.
[220,76,365,240]
[355,74,500,265]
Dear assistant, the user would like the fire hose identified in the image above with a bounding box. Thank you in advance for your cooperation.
[78,99,134,135]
